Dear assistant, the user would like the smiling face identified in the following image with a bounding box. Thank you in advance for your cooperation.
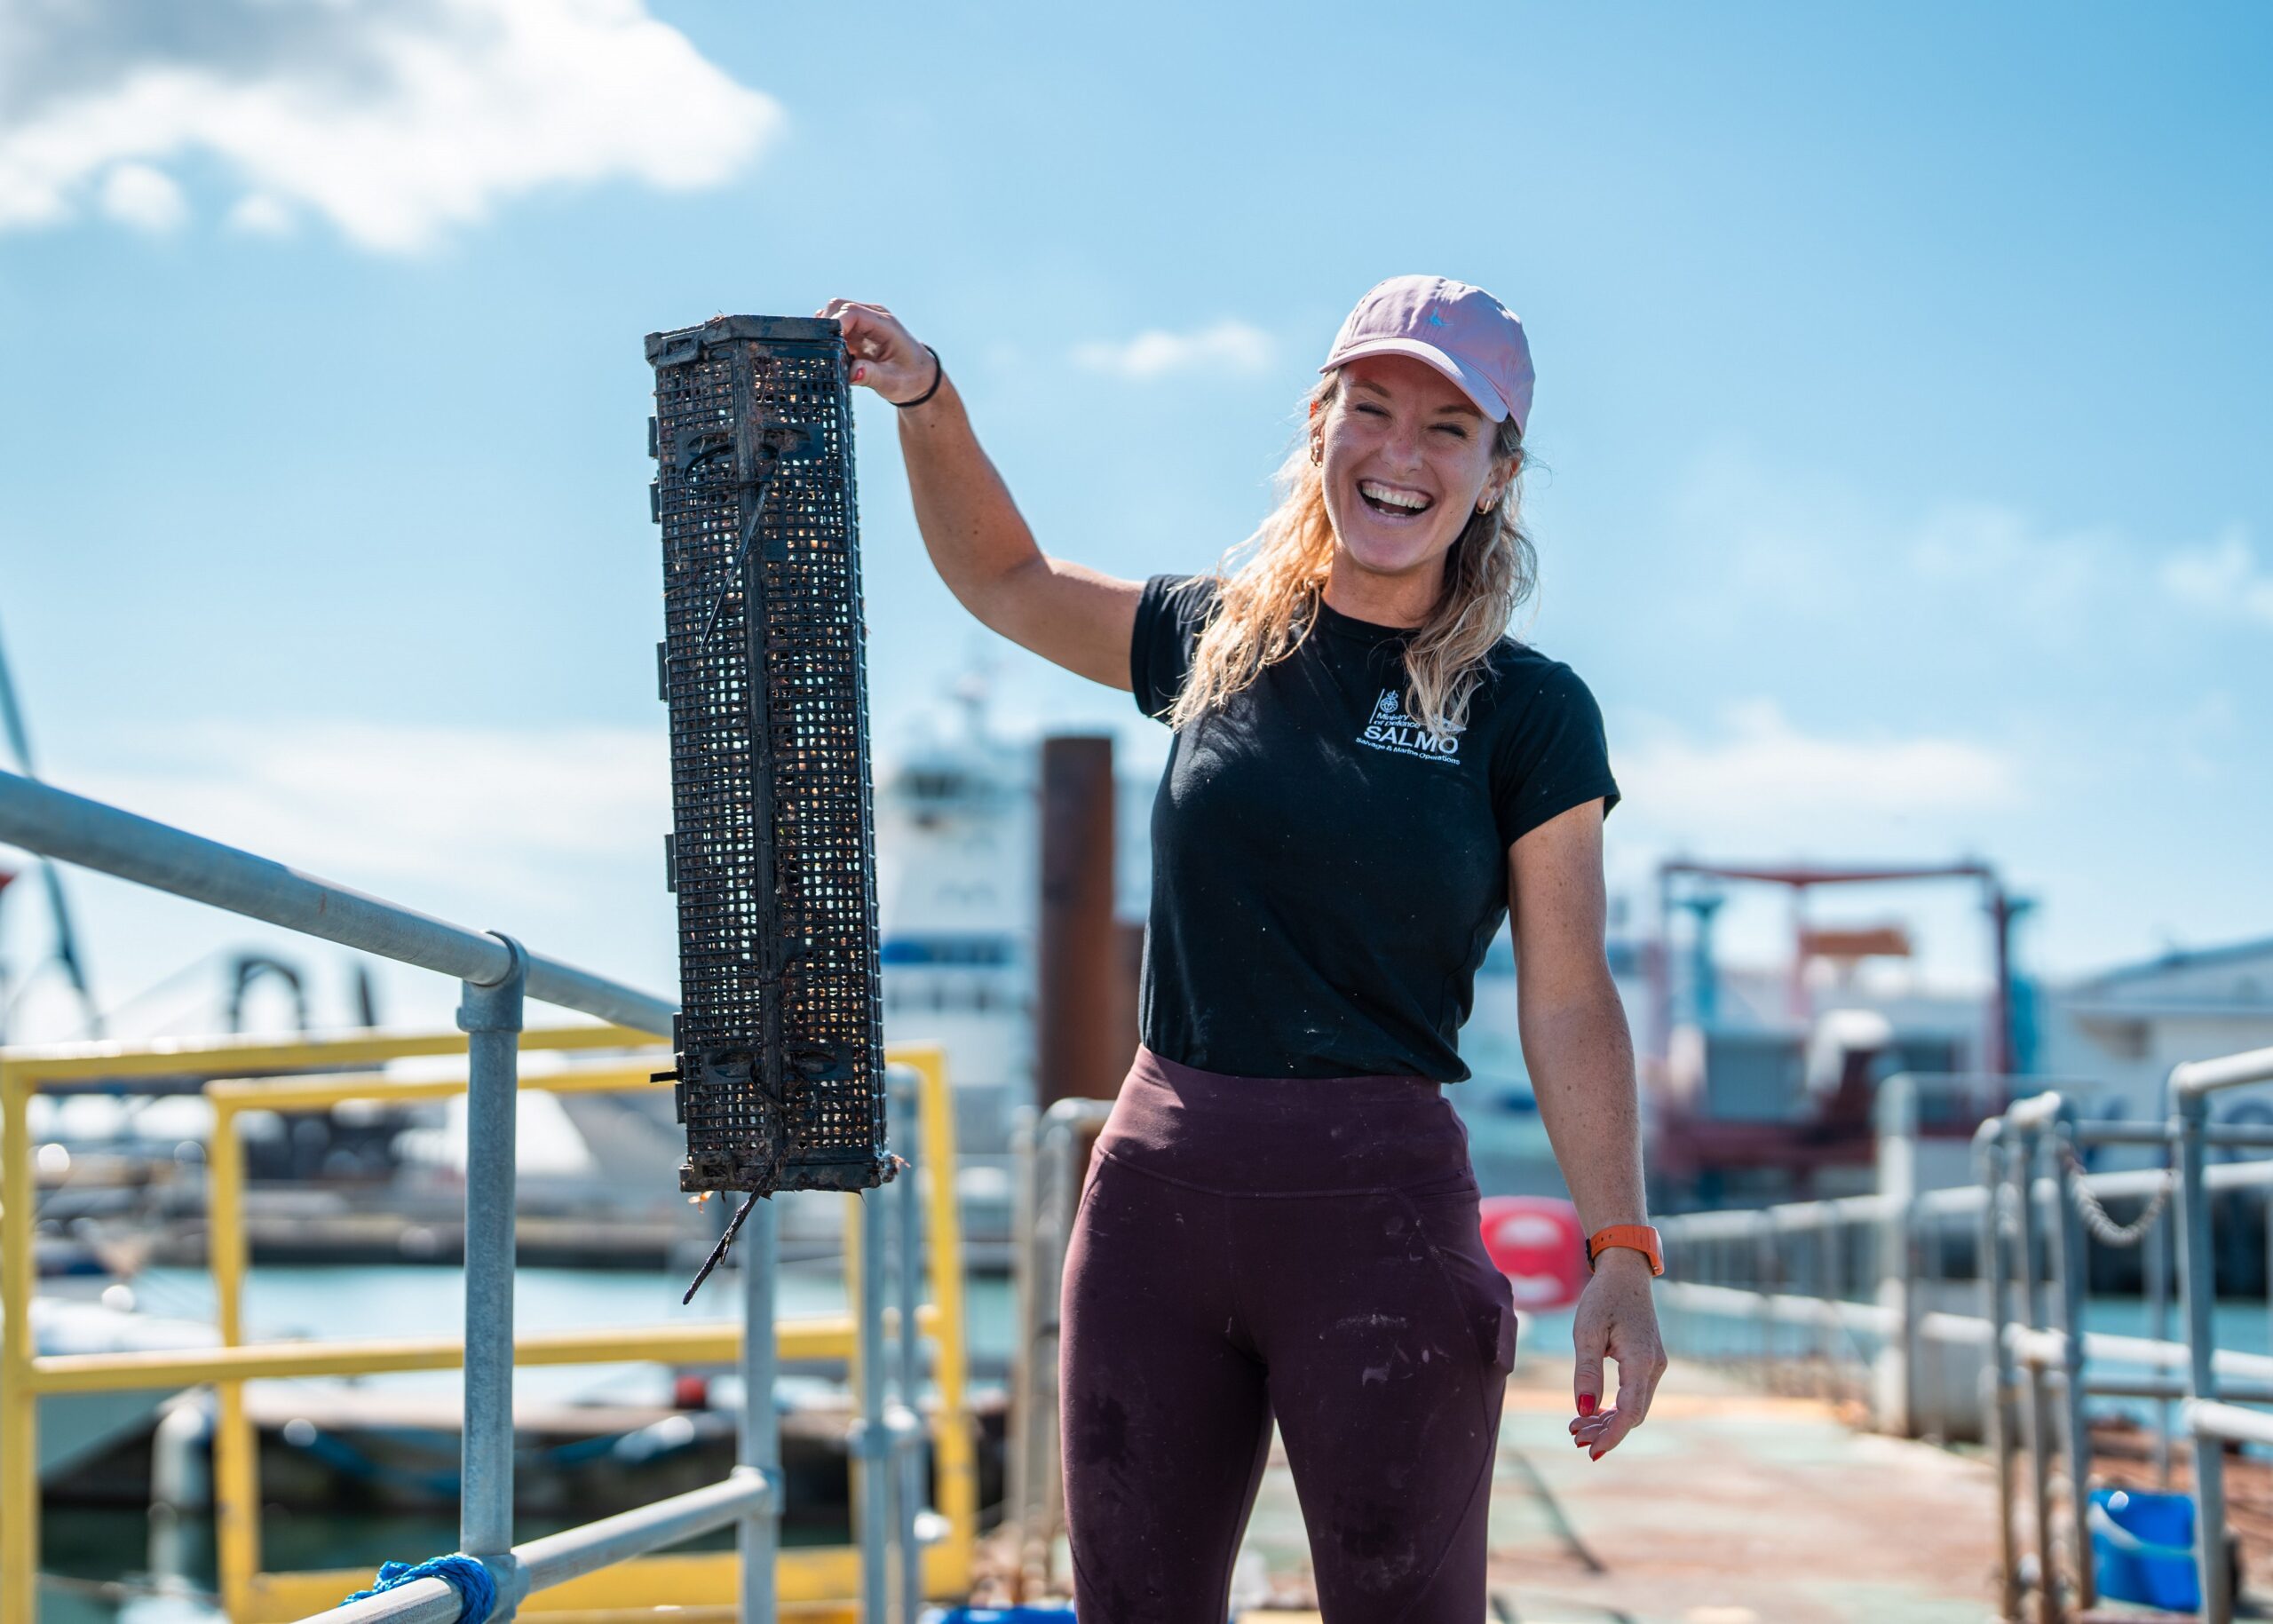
[1313,353,1507,606]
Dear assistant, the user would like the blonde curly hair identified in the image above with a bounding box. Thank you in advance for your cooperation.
[1167,371,1536,741]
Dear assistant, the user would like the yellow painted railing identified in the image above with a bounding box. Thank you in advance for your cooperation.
[0,1028,975,1623]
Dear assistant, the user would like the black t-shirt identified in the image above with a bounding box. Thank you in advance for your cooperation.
[1130,574,1620,1081]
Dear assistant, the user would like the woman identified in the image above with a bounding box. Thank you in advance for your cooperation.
[821,276,1665,1622]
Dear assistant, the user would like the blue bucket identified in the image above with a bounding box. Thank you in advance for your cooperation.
[2089,1487,2199,1612]
[929,1612,1078,1624]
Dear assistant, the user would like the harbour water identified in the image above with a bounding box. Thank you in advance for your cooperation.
[124,1262,1018,1406]
[35,1261,1019,1624]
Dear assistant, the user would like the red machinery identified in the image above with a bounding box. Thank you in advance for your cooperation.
[1646,860,2023,1200]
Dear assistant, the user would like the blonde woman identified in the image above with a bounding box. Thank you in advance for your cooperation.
[822,277,1664,1622]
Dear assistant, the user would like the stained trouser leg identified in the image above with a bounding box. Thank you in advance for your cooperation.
[1061,1156,1274,1623]
[1249,1180,1515,1624]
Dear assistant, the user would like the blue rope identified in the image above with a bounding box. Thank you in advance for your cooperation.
[342,1554,498,1624]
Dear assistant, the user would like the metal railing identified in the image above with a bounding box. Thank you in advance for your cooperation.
[1657,1050,2273,1623]
[1002,1096,1113,1596]
[1970,1065,2273,1624]
[0,766,972,1624]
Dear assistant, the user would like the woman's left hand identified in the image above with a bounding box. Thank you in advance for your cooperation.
[1566,1249,1667,1461]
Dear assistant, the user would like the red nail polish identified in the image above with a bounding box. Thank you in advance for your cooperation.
[852,366,865,382]
[1577,1394,1597,1416]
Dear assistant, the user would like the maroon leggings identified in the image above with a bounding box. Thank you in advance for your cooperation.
[1060,1048,1516,1623]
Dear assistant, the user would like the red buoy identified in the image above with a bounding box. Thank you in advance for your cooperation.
[1477,1195,1588,1311]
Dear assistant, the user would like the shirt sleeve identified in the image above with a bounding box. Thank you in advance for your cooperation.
[1129,574,1219,723]
[1489,659,1621,849]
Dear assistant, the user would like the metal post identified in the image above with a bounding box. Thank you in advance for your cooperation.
[893,1048,975,1592]
[1026,1111,1075,1593]
[2047,1106,2097,1612]
[853,1181,891,1624]
[1920,1202,1946,1441]
[2148,1181,2174,1488]
[1980,1122,2023,1622]
[1,1066,37,1624]
[739,1192,780,1624]
[1815,1219,1838,1401]
[458,936,528,1604]
[1005,1108,1039,1574]
[209,1098,262,1617]
[1877,1075,1920,1434]
[1755,1213,1778,1374]
[1023,1099,1111,1587]
[2010,1126,2060,1624]
[890,1071,927,1624]
[2176,1089,2228,1623]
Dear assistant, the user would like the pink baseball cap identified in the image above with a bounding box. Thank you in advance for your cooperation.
[1319,274,1535,433]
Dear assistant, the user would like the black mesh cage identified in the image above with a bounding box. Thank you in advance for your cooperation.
[645,314,891,1195]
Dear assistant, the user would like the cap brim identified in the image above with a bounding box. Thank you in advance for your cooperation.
[1319,337,1509,423]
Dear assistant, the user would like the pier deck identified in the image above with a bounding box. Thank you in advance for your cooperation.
[1239,1356,2006,1624]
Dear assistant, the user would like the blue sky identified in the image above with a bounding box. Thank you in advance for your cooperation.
[1,0,2268,1039]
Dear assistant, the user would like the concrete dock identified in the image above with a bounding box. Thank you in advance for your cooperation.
[1235,1355,2008,1624]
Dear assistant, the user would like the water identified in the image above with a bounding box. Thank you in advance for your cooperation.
[126,1259,1016,1403]
[38,1261,1017,1623]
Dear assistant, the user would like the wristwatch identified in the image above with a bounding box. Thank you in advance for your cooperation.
[1585,1224,1664,1277]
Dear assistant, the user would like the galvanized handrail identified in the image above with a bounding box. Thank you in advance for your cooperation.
[0,768,693,1624]
[0,768,949,1624]
[6,1032,974,1624]
[1005,1095,1114,1593]
[309,1474,778,1624]
[2174,1046,2273,1097]
[1654,1051,2273,1624]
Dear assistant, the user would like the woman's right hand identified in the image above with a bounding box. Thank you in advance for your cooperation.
[815,298,934,405]
[820,292,1142,691]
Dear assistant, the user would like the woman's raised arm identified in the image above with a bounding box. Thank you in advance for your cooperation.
[820,298,1141,691]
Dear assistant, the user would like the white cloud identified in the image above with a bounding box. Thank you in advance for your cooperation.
[1614,700,2022,846]
[98,162,186,232]
[1904,498,2116,626]
[1659,448,2273,669]
[2160,527,2273,628]
[1594,701,2032,985]
[1072,319,1274,380]
[0,0,784,253]
[2,718,682,1042]
[226,193,292,237]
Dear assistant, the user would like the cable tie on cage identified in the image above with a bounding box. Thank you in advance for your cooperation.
[690,422,822,659]
[693,484,778,660]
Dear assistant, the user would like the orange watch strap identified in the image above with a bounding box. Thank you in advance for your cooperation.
[1586,1224,1664,1276]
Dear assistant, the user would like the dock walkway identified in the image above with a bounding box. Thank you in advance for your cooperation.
[1238,1356,2006,1624]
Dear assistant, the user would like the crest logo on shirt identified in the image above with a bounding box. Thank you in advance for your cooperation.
[1358,689,1462,762]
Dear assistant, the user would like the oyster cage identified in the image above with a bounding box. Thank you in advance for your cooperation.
[645,314,890,1195]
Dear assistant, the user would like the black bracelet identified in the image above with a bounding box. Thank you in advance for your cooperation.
[889,345,943,409]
